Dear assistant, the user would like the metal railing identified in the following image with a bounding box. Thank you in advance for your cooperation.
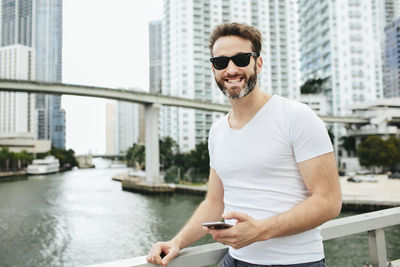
[90,207,400,267]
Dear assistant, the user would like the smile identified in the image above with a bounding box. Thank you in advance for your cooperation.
[225,77,244,84]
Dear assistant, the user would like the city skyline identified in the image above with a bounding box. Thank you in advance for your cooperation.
[3,0,400,155]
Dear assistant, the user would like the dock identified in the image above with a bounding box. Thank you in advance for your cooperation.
[121,176,175,195]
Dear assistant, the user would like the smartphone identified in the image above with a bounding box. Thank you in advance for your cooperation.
[202,221,233,229]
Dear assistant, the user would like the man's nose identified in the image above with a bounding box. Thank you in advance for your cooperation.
[225,59,239,74]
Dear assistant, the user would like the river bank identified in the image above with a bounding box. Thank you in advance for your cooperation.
[0,171,27,182]
[116,172,400,211]
[0,166,74,183]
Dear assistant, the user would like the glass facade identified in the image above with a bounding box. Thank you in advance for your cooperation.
[384,17,400,98]
[35,0,64,149]
[1,0,65,149]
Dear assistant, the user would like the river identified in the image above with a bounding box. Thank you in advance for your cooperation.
[0,168,399,267]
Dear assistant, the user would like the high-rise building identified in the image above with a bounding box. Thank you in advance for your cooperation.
[383,0,400,98]
[0,44,35,134]
[298,0,384,151]
[383,0,400,25]
[149,20,162,94]
[0,0,65,149]
[116,101,140,154]
[384,17,400,98]
[161,0,300,152]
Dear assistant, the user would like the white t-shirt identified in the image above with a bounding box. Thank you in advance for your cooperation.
[208,95,333,265]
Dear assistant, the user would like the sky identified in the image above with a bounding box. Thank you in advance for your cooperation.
[62,0,162,155]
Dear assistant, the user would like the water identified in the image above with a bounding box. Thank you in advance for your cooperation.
[0,168,399,267]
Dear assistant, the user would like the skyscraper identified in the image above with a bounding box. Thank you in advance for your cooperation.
[382,0,400,98]
[384,17,400,98]
[116,100,140,154]
[149,20,162,94]
[0,44,35,134]
[161,0,300,152]
[0,0,65,149]
[298,0,384,151]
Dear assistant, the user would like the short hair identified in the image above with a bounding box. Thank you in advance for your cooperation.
[209,22,263,56]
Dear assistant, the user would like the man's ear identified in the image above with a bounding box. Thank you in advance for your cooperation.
[256,56,263,74]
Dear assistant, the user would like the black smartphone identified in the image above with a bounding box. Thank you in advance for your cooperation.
[202,221,233,229]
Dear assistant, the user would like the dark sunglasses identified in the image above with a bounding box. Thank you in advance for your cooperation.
[210,52,258,70]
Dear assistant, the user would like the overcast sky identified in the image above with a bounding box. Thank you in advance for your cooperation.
[62,0,162,155]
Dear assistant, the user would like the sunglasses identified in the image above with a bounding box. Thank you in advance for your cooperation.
[210,52,258,70]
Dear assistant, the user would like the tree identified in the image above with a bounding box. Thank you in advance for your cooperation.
[17,150,34,169]
[126,143,145,170]
[384,136,400,171]
[186,141,210,182]
[327,128,334,145]
[340,136,356,156]
[357,136,386,171]
[159,137,177,171]
[0,147,5,171]
[300,78,327,94]
[0,147,12,171]
[48,146,78,168]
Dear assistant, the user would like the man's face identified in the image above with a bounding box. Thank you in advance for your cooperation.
[211,36,261,99]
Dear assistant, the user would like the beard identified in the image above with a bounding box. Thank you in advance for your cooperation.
[215,64,258,99]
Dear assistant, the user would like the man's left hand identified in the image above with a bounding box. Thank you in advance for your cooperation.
[203,212,264,249]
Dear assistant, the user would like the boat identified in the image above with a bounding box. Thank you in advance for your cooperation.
[27,156,60,175]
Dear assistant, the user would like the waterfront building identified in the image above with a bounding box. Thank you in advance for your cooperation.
[298,0,384,152]
[0,0,65,149]
[0,44,35,136]
[0,132,51,153]
[116,100,140,154]
[106,101,139,155]
[105,88,143,155]
[161,0,300,152]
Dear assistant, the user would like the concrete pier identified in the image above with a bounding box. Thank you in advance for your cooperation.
[121,176,174,195]
[113,172,400,209]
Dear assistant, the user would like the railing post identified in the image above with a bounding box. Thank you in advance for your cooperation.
[368,228,387,267]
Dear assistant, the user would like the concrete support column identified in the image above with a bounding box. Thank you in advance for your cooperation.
[145,103,161,185]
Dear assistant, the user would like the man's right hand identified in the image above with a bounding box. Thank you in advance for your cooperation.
[147,241,180,266]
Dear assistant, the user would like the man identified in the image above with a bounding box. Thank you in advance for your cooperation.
[147,22,342,267]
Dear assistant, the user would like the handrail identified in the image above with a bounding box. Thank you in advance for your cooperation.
[89,207,400,267]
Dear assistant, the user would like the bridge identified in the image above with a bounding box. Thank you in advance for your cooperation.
[0,79,369,185]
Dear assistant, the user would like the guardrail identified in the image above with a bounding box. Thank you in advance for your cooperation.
[90,207,400,267]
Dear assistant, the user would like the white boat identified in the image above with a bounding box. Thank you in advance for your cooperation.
[27,156,60,175]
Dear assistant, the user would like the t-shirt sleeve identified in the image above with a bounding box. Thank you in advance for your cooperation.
[289,103,333,163]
